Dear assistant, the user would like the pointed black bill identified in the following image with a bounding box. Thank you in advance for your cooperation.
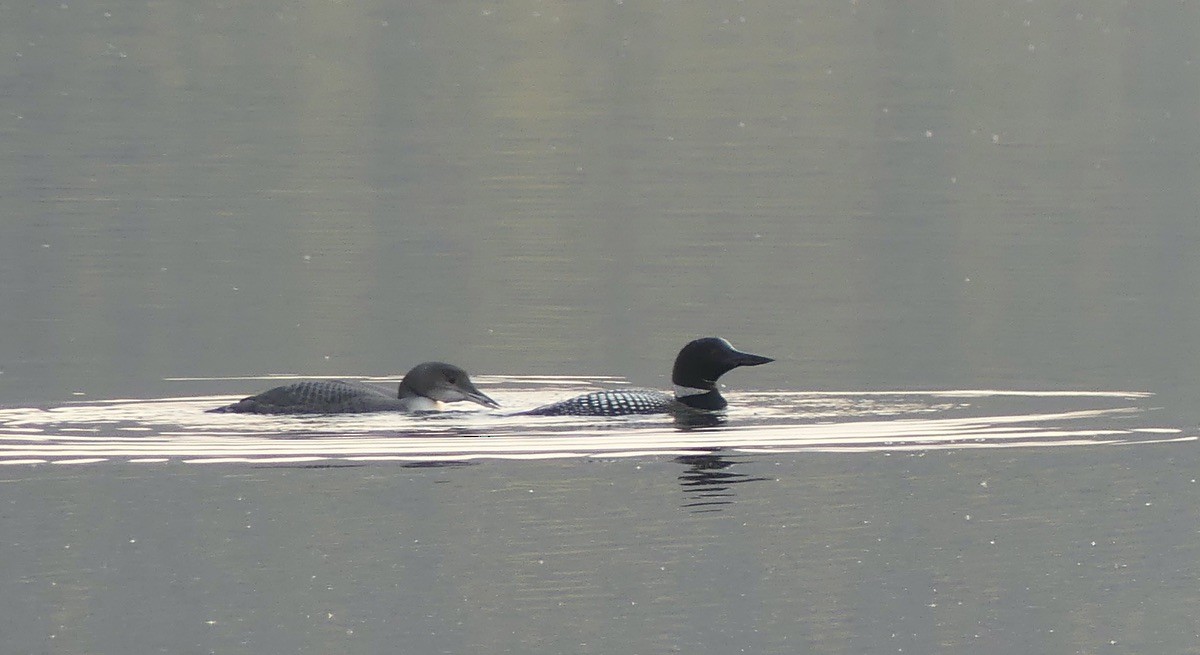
[728,349,773,368]
[463,386,501,409]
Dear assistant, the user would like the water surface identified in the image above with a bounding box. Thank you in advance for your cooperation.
[3,0,1200,653]
[0,382,1185,465]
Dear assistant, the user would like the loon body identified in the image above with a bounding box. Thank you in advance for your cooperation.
[521,337,772,417]
[209,361,499,414]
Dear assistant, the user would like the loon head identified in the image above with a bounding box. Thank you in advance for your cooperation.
[398,362,500,409]
[671,337,773,410]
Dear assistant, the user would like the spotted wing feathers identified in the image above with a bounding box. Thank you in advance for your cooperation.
[521,389,676,417]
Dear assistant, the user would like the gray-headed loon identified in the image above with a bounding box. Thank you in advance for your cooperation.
[209,361,499,414]
[520,337,772,417]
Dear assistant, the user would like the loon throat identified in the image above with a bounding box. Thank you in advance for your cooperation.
[402,396,446,412]
[674,384,713,398]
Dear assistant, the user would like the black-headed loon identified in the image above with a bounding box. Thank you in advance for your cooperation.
[209,361,499,414]
[520,337,772,417]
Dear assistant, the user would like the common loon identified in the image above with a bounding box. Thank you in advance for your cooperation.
[208,361,499,414]
[520,337,772,417]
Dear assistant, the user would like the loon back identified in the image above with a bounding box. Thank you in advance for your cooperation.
[519,389,676,417]
[208,380,414,414]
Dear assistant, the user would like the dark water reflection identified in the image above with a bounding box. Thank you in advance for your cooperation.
[676,454,773,512]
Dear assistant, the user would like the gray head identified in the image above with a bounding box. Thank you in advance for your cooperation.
[398,362,500,409]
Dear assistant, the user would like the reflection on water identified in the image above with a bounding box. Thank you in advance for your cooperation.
[0,376,1188,468]
[677,454,772,513]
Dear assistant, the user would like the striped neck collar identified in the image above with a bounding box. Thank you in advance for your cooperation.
[674,384,711,398]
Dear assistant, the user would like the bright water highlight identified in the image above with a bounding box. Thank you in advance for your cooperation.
[0,376,1185,466]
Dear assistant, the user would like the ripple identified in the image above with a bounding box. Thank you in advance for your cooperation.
[0,379,1189,466]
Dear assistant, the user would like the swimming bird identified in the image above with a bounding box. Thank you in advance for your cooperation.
[208,361,499,414]
[520,337,772,417]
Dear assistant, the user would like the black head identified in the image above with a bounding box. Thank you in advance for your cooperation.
[670,337,774,390]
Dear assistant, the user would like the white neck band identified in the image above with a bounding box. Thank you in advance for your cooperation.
[674,384,711,398]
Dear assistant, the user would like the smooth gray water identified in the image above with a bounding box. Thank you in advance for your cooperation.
[3,0,1200,653]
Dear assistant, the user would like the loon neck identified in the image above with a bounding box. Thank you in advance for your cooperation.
[673,384,728,411]
[404,395,445,412]
[397,381,443,411]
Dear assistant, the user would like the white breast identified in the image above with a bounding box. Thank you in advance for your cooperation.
[402,396,446,412]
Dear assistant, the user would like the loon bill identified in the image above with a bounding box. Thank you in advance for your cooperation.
[519,337,772,417]
[208,361,499,414]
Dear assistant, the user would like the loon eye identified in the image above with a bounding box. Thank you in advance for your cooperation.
[446,375,458,385]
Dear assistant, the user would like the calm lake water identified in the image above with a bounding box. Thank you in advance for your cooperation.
[3,0,1200,653]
